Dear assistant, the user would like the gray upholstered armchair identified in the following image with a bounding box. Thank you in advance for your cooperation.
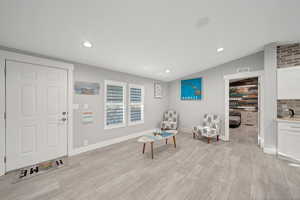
[193,114,221,143]
[160,110,178,134]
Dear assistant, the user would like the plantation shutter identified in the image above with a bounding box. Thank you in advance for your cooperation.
[105,81,126,128]
[129,85,144,125]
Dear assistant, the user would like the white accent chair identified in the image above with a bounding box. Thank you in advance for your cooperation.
[192,114,221,143]
[160,110,178,136]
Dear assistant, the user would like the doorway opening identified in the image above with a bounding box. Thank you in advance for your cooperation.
[229,77,259,144]
[224,71,264,148]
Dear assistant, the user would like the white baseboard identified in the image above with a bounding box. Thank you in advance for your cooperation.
[69,129,155,156]
[263,147,277,155]
[258,136,264,148]
[278,152,300,163]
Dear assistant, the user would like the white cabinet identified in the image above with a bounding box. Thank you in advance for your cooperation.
[278,121,300,161]
[277,66,300,99]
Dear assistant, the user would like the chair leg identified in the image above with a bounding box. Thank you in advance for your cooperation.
[193,132,195,139]
[151,142,154,159]
[217,135,219,141]
[142,143,146,154]
[173,136,176,148]
[207,137,210,144]
[166,139,168,144]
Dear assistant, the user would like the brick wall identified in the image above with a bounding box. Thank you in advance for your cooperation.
[277,43,300,68]
[277,99,300,117]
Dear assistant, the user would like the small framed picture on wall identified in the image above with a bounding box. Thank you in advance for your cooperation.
[181,77,202,100]
[154,82,163,98]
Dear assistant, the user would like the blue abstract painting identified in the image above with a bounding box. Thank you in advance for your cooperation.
[181,78,202,100]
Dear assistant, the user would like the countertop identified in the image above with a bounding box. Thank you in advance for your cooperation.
[276,117,300,123]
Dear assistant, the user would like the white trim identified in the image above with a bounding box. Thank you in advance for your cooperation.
[0,50,73,70]
[0,56,5,176]
[224,71,264,80]
[0,50,74,176]
[258,75,265,149]
[128,84,145,126]
[278,152,300,163]
[264,147,277,155]
[104,80,127,129]
[70,129,155,156]
[224,78,230,141]
[67,69,74,157]
[258,136,264,148]
[224,70,265,146]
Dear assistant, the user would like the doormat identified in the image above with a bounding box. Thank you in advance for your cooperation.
[11,157,67,183]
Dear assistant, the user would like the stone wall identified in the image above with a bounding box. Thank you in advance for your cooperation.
[277,43,300,68]
[277,100,300,117]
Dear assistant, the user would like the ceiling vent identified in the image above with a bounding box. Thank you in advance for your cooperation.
[237,67,250,73]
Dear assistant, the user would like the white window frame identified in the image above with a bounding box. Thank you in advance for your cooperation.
[128,84,144,126]
[104,80,127,129]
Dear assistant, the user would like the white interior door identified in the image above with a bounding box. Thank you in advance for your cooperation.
[6,60,68,171]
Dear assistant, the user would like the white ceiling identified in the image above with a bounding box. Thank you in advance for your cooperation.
[0,0,299,81]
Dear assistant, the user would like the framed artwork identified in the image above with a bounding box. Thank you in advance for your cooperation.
[154,82,163,98]
[181,78,202,100]
[82,111,94,124]
[74,81,100,95]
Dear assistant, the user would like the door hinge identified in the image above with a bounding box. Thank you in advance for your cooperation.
[4,156,6,164]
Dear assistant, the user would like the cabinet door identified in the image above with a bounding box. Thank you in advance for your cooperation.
[277,67,300,99]
[278,123,300,161]
[278,129,289,155]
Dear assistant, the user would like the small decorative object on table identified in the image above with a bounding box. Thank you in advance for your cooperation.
[153,128,162,136]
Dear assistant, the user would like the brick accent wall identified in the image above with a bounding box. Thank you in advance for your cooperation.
[277,43,300,68]
[278,99,300,118]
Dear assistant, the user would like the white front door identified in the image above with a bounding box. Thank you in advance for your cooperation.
[6,60,68,171]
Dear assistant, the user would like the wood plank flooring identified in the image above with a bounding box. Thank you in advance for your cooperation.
[1,126,300,200]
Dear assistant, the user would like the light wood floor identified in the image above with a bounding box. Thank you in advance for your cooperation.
[1,127,300,200]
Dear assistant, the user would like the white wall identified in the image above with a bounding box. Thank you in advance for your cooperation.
[167,51,264,135]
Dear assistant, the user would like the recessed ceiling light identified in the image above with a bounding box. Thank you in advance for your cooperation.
[83,41,92,48]
[217,47,224,52]
[165,69,171,73]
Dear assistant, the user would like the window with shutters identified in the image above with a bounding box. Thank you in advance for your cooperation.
[104,80,127,129]
[128,84,144,125]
